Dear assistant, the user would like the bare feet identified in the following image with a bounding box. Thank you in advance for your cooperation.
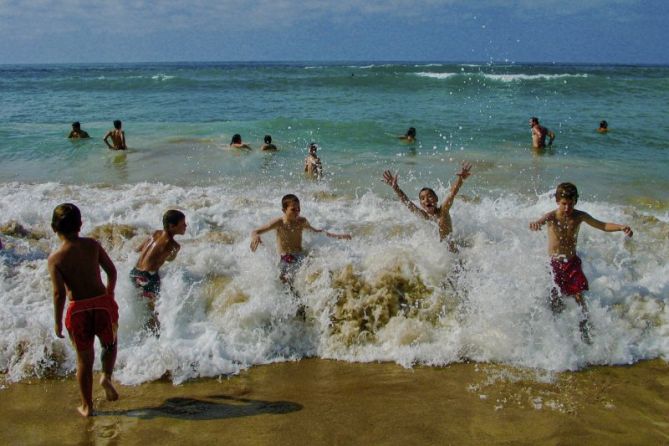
[77,404,93,417]
[100,375,119,401]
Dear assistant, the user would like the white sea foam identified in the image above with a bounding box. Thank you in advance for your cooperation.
[0,182,665,384]
[482,73,589,82]
[414,72,458,80]
[414,72,588,82]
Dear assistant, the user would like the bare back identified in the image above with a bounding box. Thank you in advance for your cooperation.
[531,125,548,149]
[135,230,180,272]
[105,129,126,150]
[48,237,109,300]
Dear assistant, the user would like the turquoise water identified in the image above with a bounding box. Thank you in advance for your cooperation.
[1,62,667,383]
[1,62,667,205]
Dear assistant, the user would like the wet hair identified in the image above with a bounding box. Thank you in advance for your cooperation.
[555,182,579,203]
[264,135,272,144]
[51,203,82,234]
[419,187,438,200]
[72,121,81,129]
[406,127,416,137]
[113,120,122,129]
[163,209,186,231]
[281,194,300,210]
[231,134,242,144]
[599,120,608,128]
[308,142,317,152]
[530,117,539,125]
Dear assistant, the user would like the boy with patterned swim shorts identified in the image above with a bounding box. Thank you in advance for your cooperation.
[130,210,187,332]
[529,182,633,343]
[48,203,119,417]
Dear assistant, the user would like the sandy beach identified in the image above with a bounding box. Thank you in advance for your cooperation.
[1,359,667,445]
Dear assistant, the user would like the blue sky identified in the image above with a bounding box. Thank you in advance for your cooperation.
[1,0,667,64]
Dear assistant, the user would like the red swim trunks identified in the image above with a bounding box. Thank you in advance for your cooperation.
[551,255,589,296]
[65,293,119,352]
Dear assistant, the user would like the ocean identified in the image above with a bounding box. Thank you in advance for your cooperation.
[0,62,667,385]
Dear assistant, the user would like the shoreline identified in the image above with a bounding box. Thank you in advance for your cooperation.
[2,359,667,445]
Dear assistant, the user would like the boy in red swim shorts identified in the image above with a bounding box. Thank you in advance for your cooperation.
[529,183,633,343]
[48,203,119,417]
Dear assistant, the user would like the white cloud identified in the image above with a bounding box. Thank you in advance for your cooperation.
[0,0,649,40]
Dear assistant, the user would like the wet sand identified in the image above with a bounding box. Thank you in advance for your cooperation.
[1,359,667,445]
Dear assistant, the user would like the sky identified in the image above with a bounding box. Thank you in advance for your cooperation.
[1,0,668,64]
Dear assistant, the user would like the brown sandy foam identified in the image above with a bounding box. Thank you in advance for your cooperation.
[1,359,667,445]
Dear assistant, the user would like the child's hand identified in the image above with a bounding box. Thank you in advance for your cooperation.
[457,162,472,180]
[529,221,543,231]
[250,234,262,252]
[622,226,633,237]
[383,170,398,188]
[54,321,64,338]
[338,234,352,240]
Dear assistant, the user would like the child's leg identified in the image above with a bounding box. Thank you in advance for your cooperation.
[573,293,592,344]
[75,347,95,416]
[549,287,565,313]
[100,342,119,401]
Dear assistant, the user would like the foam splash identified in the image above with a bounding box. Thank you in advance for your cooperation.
[0,182,666,384]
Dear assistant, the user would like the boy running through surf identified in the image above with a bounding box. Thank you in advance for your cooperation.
[250,194,351,285]
[48,203,119,417]
[130,210,187,331]
[529,182,633,342]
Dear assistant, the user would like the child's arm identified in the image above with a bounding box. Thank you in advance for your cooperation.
[103,131,113,149]
[441,162,472,211]
[47,257,67,339]
[165,243,181,262]
[250,217,282,251]
[121,131,127,149]
[529,211,555,231]
[581,213,633,237]
[98,243,117,296]
[303,219,352,240]
[382,170,428,218]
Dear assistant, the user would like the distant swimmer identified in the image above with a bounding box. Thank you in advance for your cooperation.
[529,117,555,149]
[260,134,278,151]
[529,182,633,343]
[250,194,351,288]
[304,143,323,179]
[130,210,187,333]
[68,121,90,139]
[230,133,252,150]
[383,162,472,248]
[398,127,417,143]
[103,120,127,150]
[597,120,609,134]
[48,203,119,417]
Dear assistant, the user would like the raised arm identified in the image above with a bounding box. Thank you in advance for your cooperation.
[250,217,282,251]
[581,213,633,236]
[382,170,428,218]
[441,162,472,211]
[97,243,117,296]
[529,211,555,231]
[47,257,67,339]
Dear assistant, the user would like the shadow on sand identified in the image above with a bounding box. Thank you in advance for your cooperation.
[102,395,302,421]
